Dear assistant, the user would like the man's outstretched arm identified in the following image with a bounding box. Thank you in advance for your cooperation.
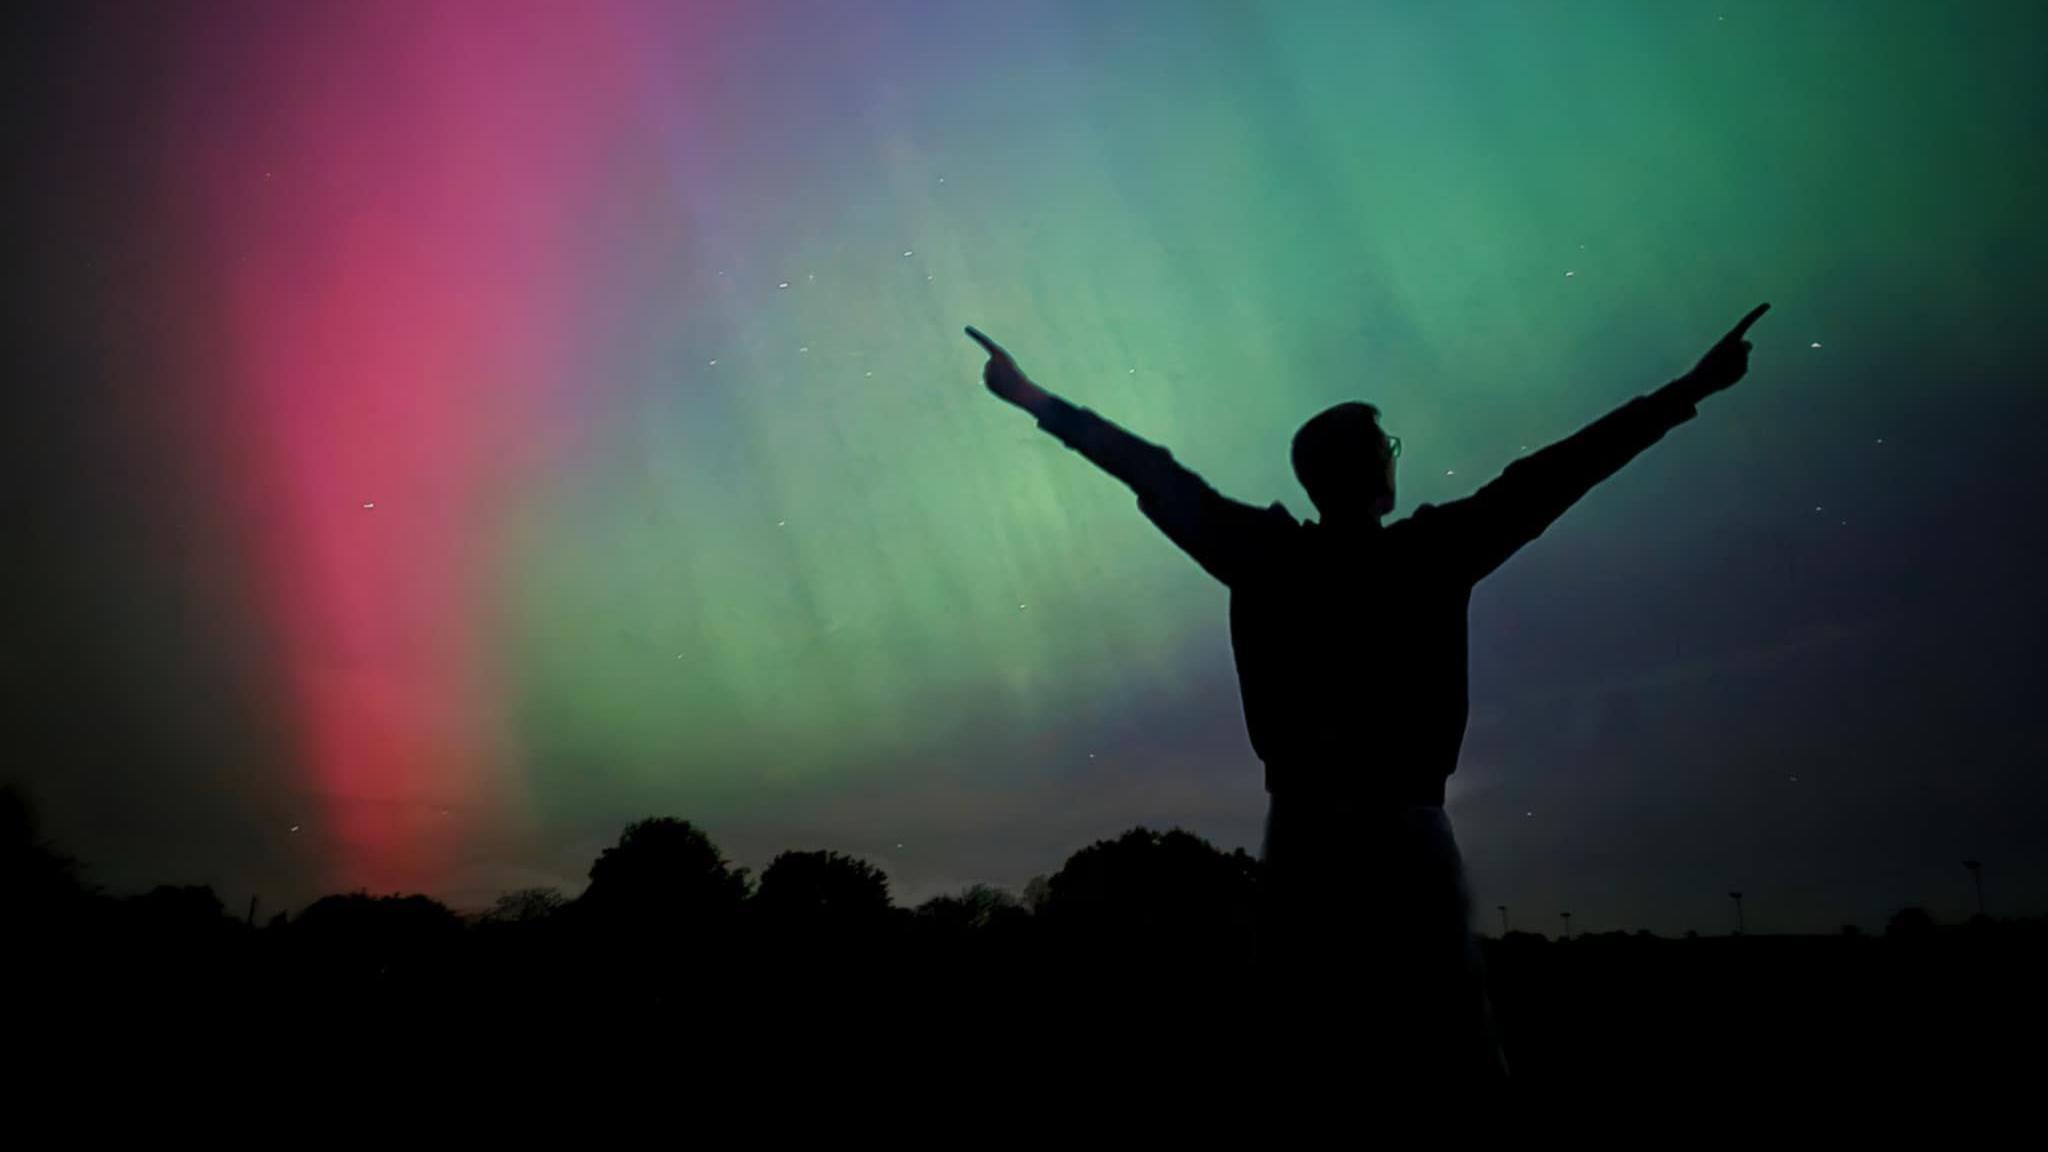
[967,326,1280,587]
[1439,303,1770,581]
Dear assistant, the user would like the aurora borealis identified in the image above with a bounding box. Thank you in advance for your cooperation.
[7,0,2044,932]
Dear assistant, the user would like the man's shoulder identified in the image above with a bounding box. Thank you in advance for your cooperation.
[1391,502,1452,531]
[1223,503,1303,589]
[1384,502,1469,555]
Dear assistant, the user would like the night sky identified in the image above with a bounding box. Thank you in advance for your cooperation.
[5,0,2043,935]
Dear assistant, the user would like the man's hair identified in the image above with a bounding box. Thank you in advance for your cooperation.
[1291,401,1386,510]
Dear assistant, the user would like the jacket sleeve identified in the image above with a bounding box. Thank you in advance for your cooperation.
[1429,387,1698,582]
[1037,396,1285,587]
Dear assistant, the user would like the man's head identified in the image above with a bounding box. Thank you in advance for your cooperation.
[1292,401,1398,522]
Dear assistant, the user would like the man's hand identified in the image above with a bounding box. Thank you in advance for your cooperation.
[1676,303,1770,403]
[967,326,1051,415]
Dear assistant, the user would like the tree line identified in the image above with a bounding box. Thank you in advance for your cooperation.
[4,785,2039,1093]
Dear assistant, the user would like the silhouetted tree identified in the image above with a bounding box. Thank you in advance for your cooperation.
[114,884,243,996]
[294,892,463,944]
[124,884,235,934]
[1040,827,1259,955]
[570,819,749,1003]
[1,784,89,913]
[906,885,1034,993]
[483,886,566,925]
[287,892,465,998]
[1,783,106,1000]
[749,849,899,998]
[1021,874,1052,914]
[916,884,1025,932]
[578,817,750,922]
[1886,906,1937,940]
[754,850,891,923]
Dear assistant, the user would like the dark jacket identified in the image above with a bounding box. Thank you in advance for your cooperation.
[1036,386,1698,805]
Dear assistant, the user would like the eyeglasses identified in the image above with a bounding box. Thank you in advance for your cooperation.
[1385,434,1402,460]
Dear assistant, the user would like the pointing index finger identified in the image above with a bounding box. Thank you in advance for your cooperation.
[964,325,1010,360]
[1725,302,1770,342]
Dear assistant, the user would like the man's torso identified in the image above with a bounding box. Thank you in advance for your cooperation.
[1230,510,1475,803]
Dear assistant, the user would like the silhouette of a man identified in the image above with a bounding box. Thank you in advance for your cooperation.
[968,303,1769,1085]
